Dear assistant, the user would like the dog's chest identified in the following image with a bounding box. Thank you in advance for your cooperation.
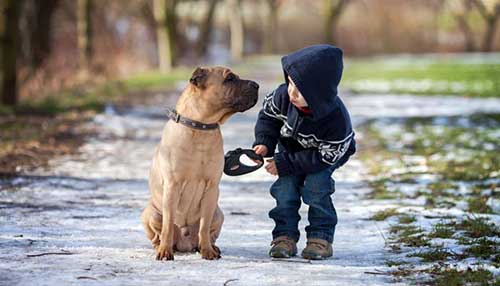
[164,124,225,176]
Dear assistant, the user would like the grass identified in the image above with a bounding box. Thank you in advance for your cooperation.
[432,267,495,286]
[371,208,399,221]
[0,69,190,115]
[408,245,454,262]
[343,56,500,97]
[463,238,498,260]
[457,216,499,238]
[467,196,493,214]
[398,215,416,224]
[366,179,403,200]
[359,112,500,284]
[385,260,408,267]
[389,224,430,247]
[428,222,455,239]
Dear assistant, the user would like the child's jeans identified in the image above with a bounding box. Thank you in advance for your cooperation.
[269,165,337,243]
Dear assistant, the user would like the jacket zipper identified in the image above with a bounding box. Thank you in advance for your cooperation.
[291,116,303,139]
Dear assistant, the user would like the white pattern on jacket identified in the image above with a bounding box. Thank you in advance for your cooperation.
[262,91,353,166]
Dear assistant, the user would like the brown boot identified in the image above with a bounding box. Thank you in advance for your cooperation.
[301,238,333,260]
[269,236,297,258]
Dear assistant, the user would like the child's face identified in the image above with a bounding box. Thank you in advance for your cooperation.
[287,76,308,107]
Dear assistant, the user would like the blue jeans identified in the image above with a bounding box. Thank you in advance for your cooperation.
[269,165,337,243]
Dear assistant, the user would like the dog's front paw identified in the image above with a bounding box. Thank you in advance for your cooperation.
[200,245,221,260]
[156,244,174,261]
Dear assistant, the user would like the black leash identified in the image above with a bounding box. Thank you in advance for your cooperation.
[224,148,264,176]
[166,108,219,131]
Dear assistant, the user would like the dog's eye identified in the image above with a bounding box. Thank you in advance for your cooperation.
[225,74,236,83]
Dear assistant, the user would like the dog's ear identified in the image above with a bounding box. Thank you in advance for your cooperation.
[190,67,207,89]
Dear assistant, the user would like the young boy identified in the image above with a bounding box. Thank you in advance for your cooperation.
[253,45,356,260]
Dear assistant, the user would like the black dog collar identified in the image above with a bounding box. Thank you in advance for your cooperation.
[224,148,264,176]
[166,108,219,131]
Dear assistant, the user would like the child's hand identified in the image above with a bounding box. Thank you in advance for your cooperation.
[253,145,268,157]
[265,159,278,176]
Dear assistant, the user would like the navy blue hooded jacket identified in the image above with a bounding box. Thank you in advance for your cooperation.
[253,45,356,176]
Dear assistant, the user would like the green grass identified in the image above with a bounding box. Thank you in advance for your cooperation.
[467,196,493,214]
[0,69,190,115]
[371,208,399,221]
[457,216,499,238]
[428,222,455,239]
[398,215,416,224]
[117,69,189,91]
[432,267,495,286]
[463,238,498,260]
[343,57,500,97]
[389,224,430,247]
[367,179,403,200]
[358,113,499,285]
[408,245,454,262]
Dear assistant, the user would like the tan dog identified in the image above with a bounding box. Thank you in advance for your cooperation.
[141,67,259,260]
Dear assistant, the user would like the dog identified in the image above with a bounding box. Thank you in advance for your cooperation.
[141,67,259,260]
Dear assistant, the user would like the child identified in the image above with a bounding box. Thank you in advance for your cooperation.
[253,45,356,260]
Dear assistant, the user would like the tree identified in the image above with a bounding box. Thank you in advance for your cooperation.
[31,0,60,68]
[459,0,477,51]
[196,0,219,57]
[77,0,93,68]
[472,0,500,52]
[1,0,22,106]
[323,0,349,45]
[153,0,177,73]
[226,0,244,62]
[263,0,281,54]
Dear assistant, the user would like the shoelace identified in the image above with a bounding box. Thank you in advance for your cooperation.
[271,238,295,247]
[307,241,327,250]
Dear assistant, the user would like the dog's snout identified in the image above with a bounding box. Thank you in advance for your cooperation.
[248,81,259,90]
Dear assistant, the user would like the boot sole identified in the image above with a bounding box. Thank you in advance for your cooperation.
[301,252,332,260]
[269,250,297,258]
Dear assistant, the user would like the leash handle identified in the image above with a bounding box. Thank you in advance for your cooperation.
[224,148,264,176]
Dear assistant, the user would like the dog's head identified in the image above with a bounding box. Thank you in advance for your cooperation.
[189,66,259,113]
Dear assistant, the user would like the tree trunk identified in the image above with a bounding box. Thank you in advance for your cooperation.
[457,14,476,52]
[196,0,218,58]
[454,0,477,52]
[262,0,279,54]
[226,0,244,62]
[323,0,348,45]
[1,0,22,106]
[31,0,59,68]
[77,0,93,68]
[153,0,176,73]
[472,0,500,52]
[482,14,499,52]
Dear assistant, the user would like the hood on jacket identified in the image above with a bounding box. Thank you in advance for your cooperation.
[281,44,344,120]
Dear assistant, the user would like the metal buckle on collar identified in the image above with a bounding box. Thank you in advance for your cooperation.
[167,108,181,123]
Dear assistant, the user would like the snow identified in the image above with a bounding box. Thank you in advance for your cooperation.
[2,63,500,285]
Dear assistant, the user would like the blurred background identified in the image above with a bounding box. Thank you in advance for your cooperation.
[1,2,499,284]
[1,0,499,109]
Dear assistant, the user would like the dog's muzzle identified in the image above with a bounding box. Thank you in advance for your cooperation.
[232,80,259,112]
